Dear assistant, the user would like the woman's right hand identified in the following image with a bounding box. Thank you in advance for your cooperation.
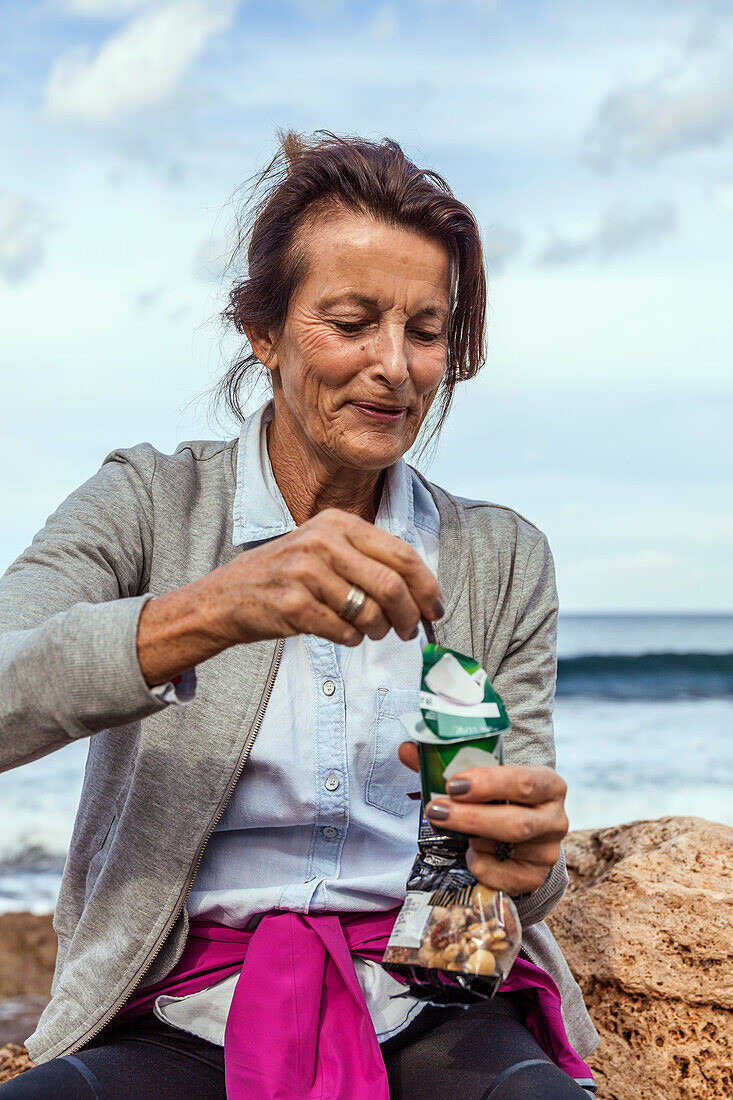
[137,508,444,687]
[203,507,444,648]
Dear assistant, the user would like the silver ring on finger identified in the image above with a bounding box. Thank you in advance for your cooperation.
[494,841,514,863]
[340,584,367,622]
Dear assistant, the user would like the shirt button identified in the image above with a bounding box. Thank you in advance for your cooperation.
[324,773,340,792]
[322,826,338,839]
[322,680,336,697]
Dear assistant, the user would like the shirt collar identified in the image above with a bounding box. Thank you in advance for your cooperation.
[232,400,417,548]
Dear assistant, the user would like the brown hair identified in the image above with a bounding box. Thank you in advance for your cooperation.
[218,130,487,454]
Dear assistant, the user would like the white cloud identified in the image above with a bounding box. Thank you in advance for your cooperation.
[537,201,677,266]
[583,46,733,169]
[45,0,238,123]
[369,5,398,39]
[0,194,54,284]
[57,0,160,17]
[287,0,343,15]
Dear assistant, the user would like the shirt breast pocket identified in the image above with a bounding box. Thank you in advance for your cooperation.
[365,687,422,817]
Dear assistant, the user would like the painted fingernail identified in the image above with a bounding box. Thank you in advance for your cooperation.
[433,598,445,619]
[408,627,419,639]
[426,802,450,821]
[447,779,471,796]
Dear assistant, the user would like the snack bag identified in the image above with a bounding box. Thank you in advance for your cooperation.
[382,644,522,1002]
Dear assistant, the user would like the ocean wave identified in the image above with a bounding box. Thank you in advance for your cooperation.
[0,844,67,874]
[557,651,733,699]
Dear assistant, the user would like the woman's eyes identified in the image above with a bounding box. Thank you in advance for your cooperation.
[332,320,441,342]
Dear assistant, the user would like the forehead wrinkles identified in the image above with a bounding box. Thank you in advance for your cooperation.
[292,209,451,313]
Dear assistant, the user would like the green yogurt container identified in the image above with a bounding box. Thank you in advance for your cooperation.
[399,645,511,830]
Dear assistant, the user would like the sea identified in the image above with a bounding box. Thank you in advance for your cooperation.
[1,613,731,914]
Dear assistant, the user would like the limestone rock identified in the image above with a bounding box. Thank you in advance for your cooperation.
[548,816,733,1100]
[0,1043,34,1086]
[0,913,55,999]
[1,819,731,1093]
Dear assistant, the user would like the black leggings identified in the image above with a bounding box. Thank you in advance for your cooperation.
[2,995,590,1099]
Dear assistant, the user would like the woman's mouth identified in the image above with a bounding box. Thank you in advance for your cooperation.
[349,401,407,423]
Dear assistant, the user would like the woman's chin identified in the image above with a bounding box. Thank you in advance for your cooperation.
[341,434,409,470]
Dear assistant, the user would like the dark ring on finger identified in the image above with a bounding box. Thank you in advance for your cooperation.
[494,841,514,862]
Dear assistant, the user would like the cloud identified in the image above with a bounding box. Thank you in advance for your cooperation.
[537,201,677,267]
[417,0,498,8]
[583,48,733,169]
[369,5,398,39]
[0,194,54,285]
[57,0,160,16]
[134,286,164,311]
[45,0,238,123]
[286,0,344,15]
[483,224,523,276]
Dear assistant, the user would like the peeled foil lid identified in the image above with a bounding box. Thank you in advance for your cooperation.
[400,645,510,745]
[424,652,486,705]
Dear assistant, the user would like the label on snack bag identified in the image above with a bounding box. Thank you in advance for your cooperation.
[387,891,433,948]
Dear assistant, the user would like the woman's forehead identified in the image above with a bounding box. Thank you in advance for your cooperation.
[297,212,452,306]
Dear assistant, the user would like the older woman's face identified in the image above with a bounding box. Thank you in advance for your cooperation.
[264,211,451,471]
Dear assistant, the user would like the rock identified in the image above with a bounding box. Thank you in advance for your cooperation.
[0,1044,34,1086]
[547,816,733,1100]
[1,819,731,1093]
[0,913,56,1084]
[0,913,55,998]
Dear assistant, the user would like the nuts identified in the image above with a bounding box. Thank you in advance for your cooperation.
[430,917,456,950]
[471,884,499,910]
[384,897,515,982]
[465,949,496,975]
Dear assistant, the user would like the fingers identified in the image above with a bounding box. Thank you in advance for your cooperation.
[426,796,568,844]
[444,765,567,807]
[397,742,420,772]
[276,580,365,647]
[297,513,442,640]
[469,835,562,865]
[286,541,419,642]
[324,510,445,623]
[466,847,553,896]
[292,555,394,641]
[328,547,421,640]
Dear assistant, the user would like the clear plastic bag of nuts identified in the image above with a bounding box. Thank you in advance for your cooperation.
[382,814,522,1003]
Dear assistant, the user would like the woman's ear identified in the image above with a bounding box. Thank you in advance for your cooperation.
[243,323,279,373]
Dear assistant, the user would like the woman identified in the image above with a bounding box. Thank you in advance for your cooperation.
[0,132,598,1098]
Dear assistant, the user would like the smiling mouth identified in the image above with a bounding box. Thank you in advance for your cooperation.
[351,401,407,411]
[349,401,408,422]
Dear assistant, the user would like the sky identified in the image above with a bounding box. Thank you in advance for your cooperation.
[1,0,731,611]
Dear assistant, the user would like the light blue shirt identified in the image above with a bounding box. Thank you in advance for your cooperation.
[186,400,440,924]
[155,401,440,1045]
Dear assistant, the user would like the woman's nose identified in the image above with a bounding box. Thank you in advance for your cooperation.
[373,326,409,385]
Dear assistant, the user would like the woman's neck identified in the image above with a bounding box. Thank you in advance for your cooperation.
[266,414,385,527]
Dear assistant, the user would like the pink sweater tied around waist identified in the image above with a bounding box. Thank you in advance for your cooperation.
[117,908,592,1100]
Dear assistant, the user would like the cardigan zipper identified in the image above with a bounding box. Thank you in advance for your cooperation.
[59,636,286,1058]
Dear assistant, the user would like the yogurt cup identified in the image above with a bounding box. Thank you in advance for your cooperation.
[399,644,511,827]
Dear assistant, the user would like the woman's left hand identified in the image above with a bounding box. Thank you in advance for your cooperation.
[398,744,569,895]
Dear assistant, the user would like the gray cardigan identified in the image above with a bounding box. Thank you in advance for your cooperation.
[0,438,599,1063]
